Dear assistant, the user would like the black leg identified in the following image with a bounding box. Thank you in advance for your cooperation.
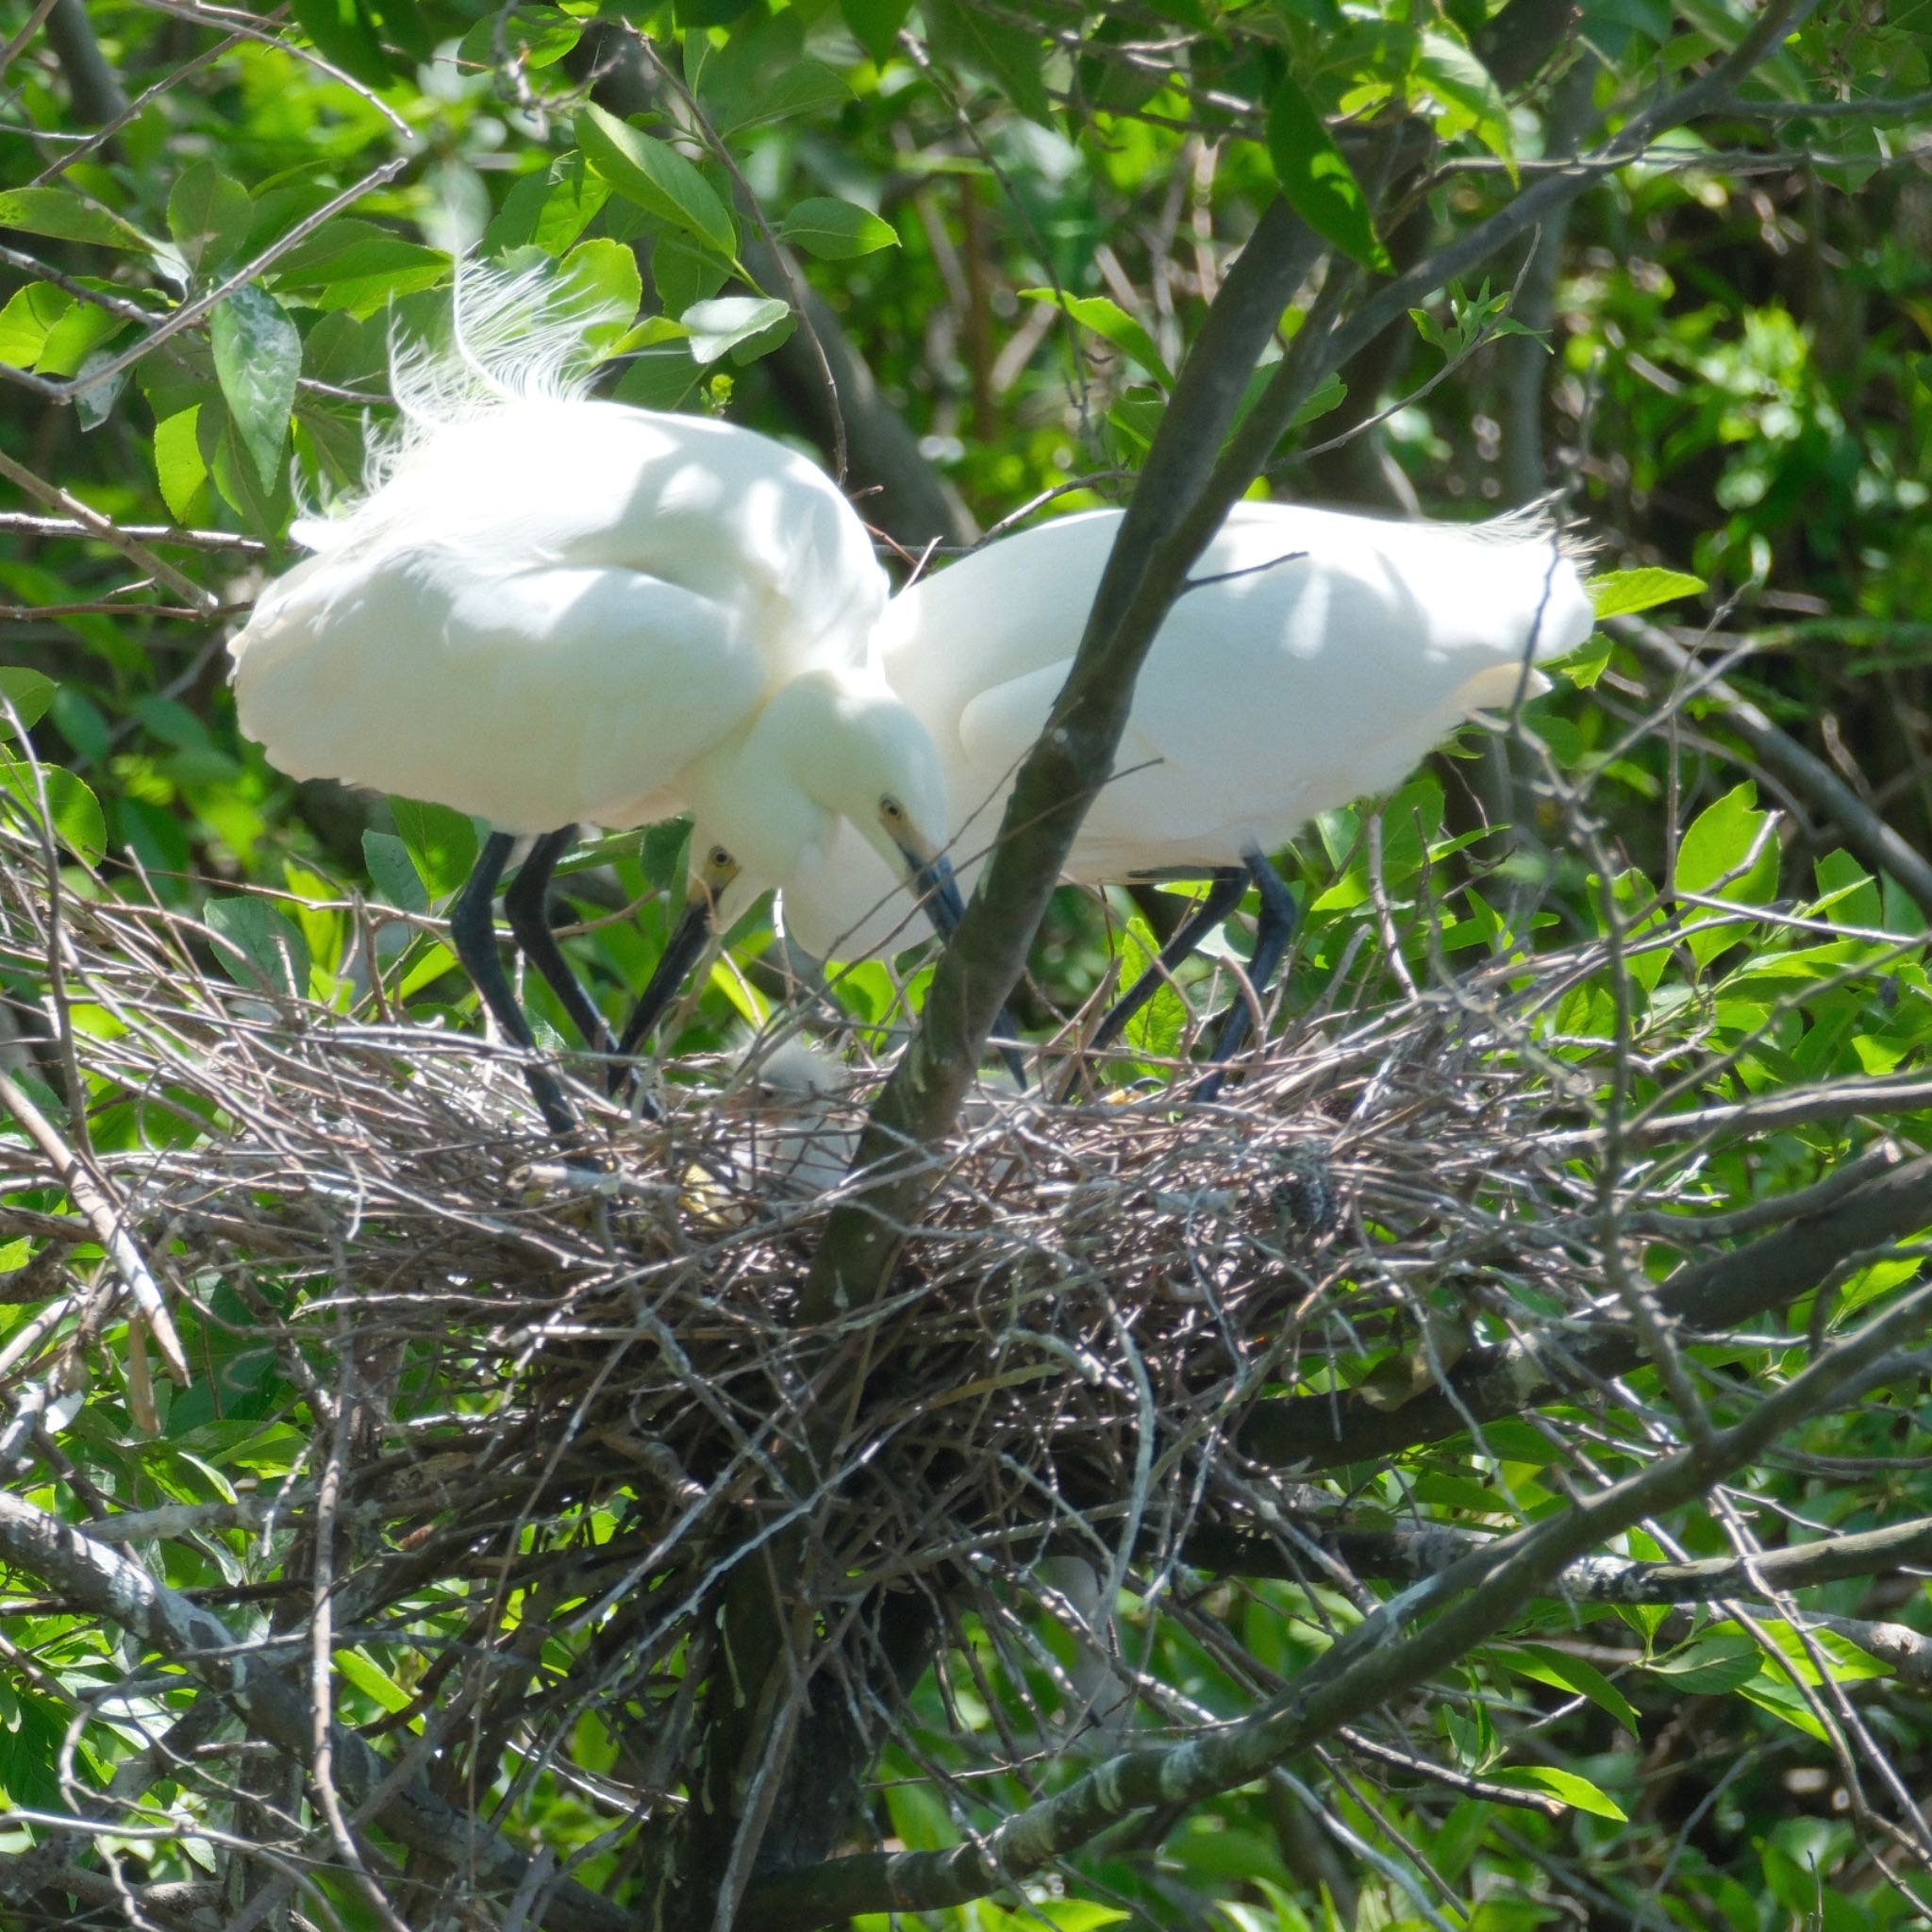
[1198,847,1298,1103]
[450,831,579,1139]
[502,825,616,1058]
[1088,868,1248,1058]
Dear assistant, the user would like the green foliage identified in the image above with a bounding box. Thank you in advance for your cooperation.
[3,3,1930,1928]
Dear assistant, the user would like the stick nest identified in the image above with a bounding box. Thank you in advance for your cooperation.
[0,816,1650,1819]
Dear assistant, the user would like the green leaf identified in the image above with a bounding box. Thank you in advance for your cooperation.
[481,157,609,257]
[153,405,212,524]
[1485,1765,1627,1820]
[264,220,447,306]
[612,345,701,410]
[1019,289,1172,387]
[1589,567,1706,619]
[0,670,57,735]
[574,105,737,259]
[1264,75,1392,274]
[456,7,581,74]
[0,188,152,251]
[337,1647,417,1715]
[368,0,430,62]
[1733,1676,1831,1743]
[718,60,852,134]
[168,161,252,275]
[207,896,312,999]
[1117,913,1187,1063]
[681,295,791,366]
[211,286,301,491]
[32,288,128,379]
[840,0,911,63]
[1501,1643,1641,1736]
[774,197,900,261]
[363,830,428,914]
[391,797,478,899]
[925,0,1054,124]
[0,756,107,866]
[1675,781,1778,966]
[558,237,642,357]
[1646,1630,1760,1695]
[291,0,391,89]
[1415,32,1515,168]
[0,284,73,371]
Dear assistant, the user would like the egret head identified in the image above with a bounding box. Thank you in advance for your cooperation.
[699,669,959,937]
[622,672,958,1059]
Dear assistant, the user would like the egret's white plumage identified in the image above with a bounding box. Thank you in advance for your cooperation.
[774,503,1598,960]
[723,1037,860,1198]
[225,265,958,1134]
[232,395,890,835]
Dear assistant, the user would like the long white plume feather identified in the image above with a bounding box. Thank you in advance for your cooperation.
[293,259,633,550]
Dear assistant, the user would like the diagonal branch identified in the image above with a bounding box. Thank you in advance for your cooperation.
[745,1274,1932,1928]
[1185,1513,1932,1603]
[1238,1149,1932,1469]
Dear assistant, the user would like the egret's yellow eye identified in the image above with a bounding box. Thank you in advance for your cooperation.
[708,845,732,871]
[880,796,905,823]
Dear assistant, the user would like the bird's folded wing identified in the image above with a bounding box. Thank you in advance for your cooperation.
[233,552,765,834]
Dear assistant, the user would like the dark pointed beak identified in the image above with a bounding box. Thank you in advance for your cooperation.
[899,841,967,938]
[894,841,1027,1091]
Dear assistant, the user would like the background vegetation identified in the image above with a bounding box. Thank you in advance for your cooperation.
[4,3,1932,1930]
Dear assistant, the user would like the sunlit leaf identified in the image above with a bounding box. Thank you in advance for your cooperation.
[1020,289,1172,387]
[1590,567,1706,619]
[1646,1631,1760,1694]
[1264,75,1391,274]
[0,756,107,865]
[681,295,791,365]
[575,106,737,259]
[1500,1643,1641,1736]
[0,669,57,736]
[0,188,153,251]
[1486,1765,1627,1819]
[775,198,900,260]
[391,796,479,899]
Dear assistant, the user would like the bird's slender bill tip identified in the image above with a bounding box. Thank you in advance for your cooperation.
[900,841,967,937]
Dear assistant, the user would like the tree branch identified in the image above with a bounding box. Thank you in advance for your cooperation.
[1185,1514,1932,1604]
[1237,1149,1932,1469]
[0,1493,627,1932]
[744,1276,1932,1926]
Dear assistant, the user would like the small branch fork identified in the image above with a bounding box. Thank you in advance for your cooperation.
[0,1490,629,1932]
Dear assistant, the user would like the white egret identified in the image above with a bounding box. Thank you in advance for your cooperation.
[769,502,1597,1088]
[227,268,964,1136]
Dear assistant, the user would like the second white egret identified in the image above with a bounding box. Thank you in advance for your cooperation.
[773,502,1597,1087]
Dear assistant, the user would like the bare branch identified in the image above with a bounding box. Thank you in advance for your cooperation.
[0,1491,629,1932]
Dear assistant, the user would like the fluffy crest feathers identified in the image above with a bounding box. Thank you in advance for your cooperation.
[292,261,633,550]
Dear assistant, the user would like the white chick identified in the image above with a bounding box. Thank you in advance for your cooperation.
[720,1037,860,1201]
